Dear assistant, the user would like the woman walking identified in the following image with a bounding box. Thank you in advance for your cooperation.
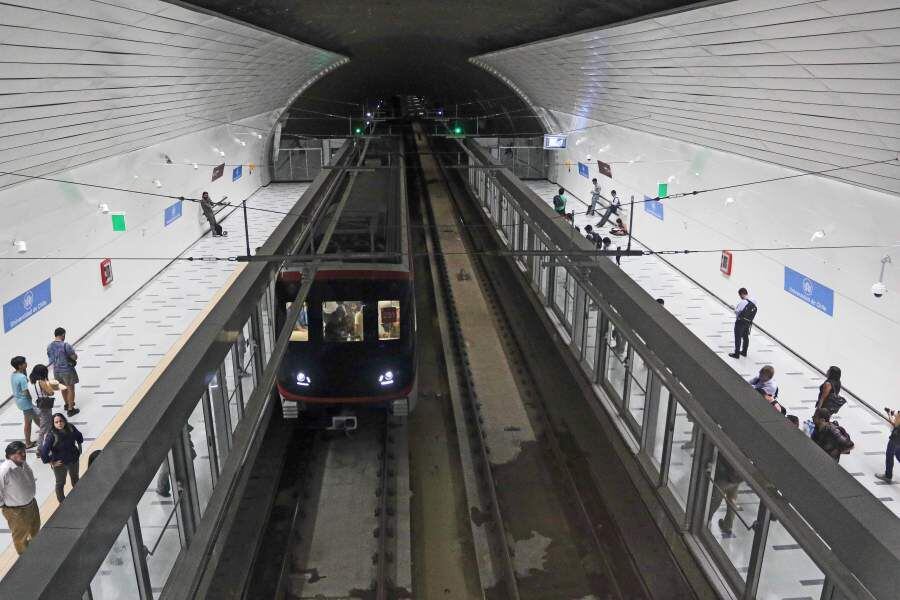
[39,413,83,503]
[28,364,57,447]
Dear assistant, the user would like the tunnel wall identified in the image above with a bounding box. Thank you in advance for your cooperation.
[0,0,345,389]
[472,0,900,407]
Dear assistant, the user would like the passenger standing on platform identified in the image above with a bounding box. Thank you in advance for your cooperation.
[47,328,80,417]
[816,366,846,414]
[610,190,621,215]
[584,224,600,245]
[876,409,900,482]
[728,288,757,359]
[28,364,56,447]
[200,191,225,237]
[552,187,567,216]
[0,441,40,554]
[811,407,854,463]
[39,413,82,503]
[708,455,742,534]
[588,178,601,216]
[10,357,40,449]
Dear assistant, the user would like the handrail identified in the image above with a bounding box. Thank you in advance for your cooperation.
[464,138,900,600]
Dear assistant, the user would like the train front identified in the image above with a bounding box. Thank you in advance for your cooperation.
[275,271,416,427]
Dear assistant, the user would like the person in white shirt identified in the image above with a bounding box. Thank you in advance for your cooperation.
[748,365,778,397]
[588,178,601,216]
[610,190,621,215]
[729,287,757,359]
[0,441,40,554]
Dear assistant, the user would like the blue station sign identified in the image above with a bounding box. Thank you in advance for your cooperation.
[644,195,664,220]
[164,199,183,226]
[784,266,833,316]
[3,278,51,333]
[232,165,242,182]
[577,162,589,178]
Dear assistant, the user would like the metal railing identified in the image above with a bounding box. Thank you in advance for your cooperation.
[461,138,900,600]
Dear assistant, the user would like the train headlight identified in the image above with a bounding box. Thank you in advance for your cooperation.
[378,370,394,386]
[296,372,311,387]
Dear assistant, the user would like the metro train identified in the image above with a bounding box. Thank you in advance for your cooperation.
[274,135,416,429]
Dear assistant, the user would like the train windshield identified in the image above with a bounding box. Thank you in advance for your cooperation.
[286,302,309,342]
[322,300,364,342]
[378,300,400,340]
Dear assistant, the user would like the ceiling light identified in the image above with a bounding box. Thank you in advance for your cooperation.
[192,163,198,170]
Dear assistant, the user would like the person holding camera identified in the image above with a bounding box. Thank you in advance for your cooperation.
[875,409,900,482]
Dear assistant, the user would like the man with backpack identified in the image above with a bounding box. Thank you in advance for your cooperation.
[729,288,757,359]
[552,187,567,216]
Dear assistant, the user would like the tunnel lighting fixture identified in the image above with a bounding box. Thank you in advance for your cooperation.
[378,370,394,386]
[724,196,735,206]
[296,372,310,387]
[193,162,199,170]
[12,240,26,254]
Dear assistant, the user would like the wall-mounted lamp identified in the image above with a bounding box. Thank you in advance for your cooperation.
[153,179,163,188]
[192,162,199,170]
[810,230,826,242]
[13,240,26,253]
[98,203,110,214]
[219,150,226,157]
[873,255,892,298]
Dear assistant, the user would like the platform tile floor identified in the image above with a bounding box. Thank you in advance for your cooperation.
[527,179,896,600]
[0,183,308,596]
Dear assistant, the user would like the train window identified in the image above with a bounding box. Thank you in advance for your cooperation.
[378,300,401,340]
[286,302,309,342]
[322,301,364,342]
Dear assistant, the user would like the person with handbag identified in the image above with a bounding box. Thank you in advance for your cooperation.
[39,413,83,503]
[28,364,57,447]
[47,327,79,417]
[811,408,854,463]
[816,366,845,414]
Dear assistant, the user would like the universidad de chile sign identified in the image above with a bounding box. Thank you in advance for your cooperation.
[644,195,664,220]
[3,278,51,333]
[784,267,833,316]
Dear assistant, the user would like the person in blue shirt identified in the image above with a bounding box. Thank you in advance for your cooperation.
[39,413,83,503]
[47,327,79,417]
[10,357,40,449]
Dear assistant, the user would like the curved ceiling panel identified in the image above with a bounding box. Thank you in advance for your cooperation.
[0,0,346,190]
[473,0,900,195]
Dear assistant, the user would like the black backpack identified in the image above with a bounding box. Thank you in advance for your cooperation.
[738,300,757,323]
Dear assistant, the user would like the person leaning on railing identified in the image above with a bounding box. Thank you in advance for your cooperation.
[876,409,900,482]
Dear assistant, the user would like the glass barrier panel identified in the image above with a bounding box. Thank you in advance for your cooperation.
[646,383,671,474]
[553,266,567,320]
[188,397,213,516]
[702,452,761,587]
[626,351,648,436]
[141,456,183,598]
[603,321,628,406]
[89,523,140,599]
[240,317,258,389]
[564,274,576,328]
[667,400,695,510]
[223,349,241,434]
[582,302,600,373]
[756,520,824,600]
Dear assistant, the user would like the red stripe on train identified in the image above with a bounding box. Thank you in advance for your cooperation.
[277,382,413,404]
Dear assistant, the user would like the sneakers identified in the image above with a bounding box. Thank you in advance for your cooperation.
[876,473,893,482]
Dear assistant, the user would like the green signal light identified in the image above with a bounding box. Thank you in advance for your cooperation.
[453,126,463,135]
[354,127,363,135]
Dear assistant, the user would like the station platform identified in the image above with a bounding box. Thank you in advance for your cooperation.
[527,179,899,599]
[0,183,308,579]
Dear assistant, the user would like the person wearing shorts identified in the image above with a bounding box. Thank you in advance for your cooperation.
[10,357,40,449]
[47,327,80,417]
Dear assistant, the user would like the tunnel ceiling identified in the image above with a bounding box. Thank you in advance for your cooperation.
[186,0,701,133]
